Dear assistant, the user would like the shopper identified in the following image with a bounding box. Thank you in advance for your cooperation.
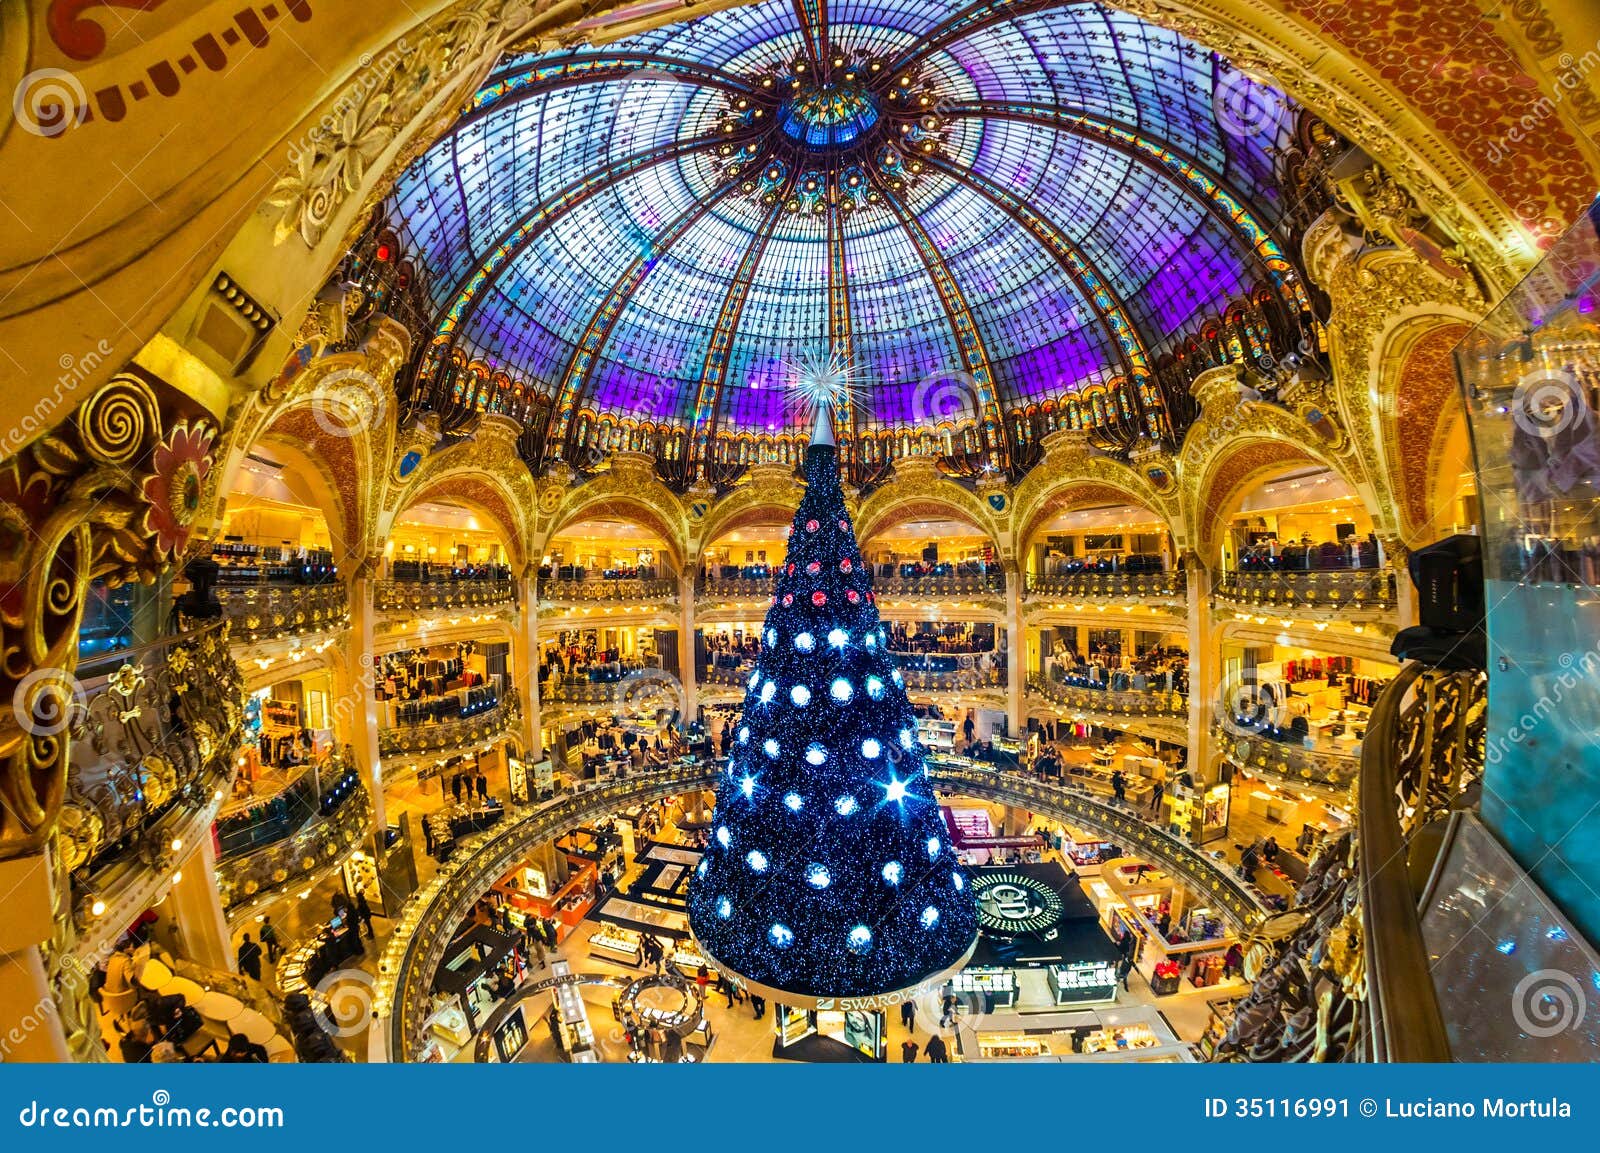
[476,772,489,801]
[1262,836,1280,865]
[1149,779,1165,814]
[695,964,711,994]
[1111,769,1127,804]
[1240,840,1261,883]
[899,1000,916,1031]
[354,891,375,939]
[236,933,263,981]
[1223,942,1246,980]
[749,994,766,1020]
[925,1033,949,1063]
[451,772,464,804]
[259,916,281,963]
[939,993,959,1029]
[900,1037,920,1062]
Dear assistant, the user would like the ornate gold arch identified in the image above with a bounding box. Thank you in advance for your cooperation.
[855,464,1003,550]
[543,462,689,573]
[1012,432,1183,551]
[1184,416,1375,563]
[392,420,539,570]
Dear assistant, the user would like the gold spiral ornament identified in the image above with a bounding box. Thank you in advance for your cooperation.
[76,378,158,468]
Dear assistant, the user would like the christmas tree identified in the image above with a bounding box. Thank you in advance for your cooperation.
[687,391,977,1000]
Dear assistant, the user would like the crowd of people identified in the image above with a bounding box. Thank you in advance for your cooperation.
[1235,531,1381,571]
[541,639,653,685]
[1051,641,1189,696]
[886,623,995,654]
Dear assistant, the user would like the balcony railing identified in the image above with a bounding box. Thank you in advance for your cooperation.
[700,575,774,600]
[1027,673,1187,718]
[375,578,517,613]
[217,781,374,915]
[61,624,246,954]
[217,757,361,857]
[1214,568,1396,613]
[1212,715,1362,787]
[379,693,520,758]
[1025,570,1185,600]
[896,662,1007,692]
[537,576,677,603]
[874,572,1006,598]
[699,660,757,688]
[62,623,246,877]
[217,580,349,644]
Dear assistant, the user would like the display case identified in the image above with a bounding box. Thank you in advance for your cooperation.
[670,940,712,976]
[977,1031,1052,1059]
[776,1004,815,1047]
[588,926,644,966]
[1048,961,1118,1005]
[550,961,596,1062]
[1078,1022,1158,1053]
[948,966,1018,1008]
[426,1003,471,1048]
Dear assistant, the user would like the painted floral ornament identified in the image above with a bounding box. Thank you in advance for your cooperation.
[141,421,216,558]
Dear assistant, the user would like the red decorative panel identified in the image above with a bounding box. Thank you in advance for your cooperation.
[1393,321,1470,534]
[1286,0,1595,243]
[263,407,362,558]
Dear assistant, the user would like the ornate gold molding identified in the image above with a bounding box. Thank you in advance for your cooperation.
[0,372,220,859]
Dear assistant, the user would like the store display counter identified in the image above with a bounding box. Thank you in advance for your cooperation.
[588,926,645,967]
[958,1006,1193,1063]
[949,966,1018,1009]
[1048,961,1118,1005]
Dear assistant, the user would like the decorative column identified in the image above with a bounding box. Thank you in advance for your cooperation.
[167,840,235,974]
[0,854,70,1061]
[514,568,543,759]
[678,570,699,723]
[346,562,386,836]
[1184,551,1222,786]
[1005,559,1025,737]
[1380,534,1415,628]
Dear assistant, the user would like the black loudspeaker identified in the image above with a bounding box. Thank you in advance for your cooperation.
[1391,534,1487,671]
[173,557,223,622]
[1408,534,1484,632]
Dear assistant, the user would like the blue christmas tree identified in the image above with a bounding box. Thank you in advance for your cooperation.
[687,386,977,1000]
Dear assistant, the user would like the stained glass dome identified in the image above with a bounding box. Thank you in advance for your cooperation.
[383,0,1307,447]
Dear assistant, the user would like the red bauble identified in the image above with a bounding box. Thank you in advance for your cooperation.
[867,591,875,603]
[782,594,794,606]
[811,591,826,606]
[806,561,821,575]
[837,519,847,531]
[786,562,795,575]
[846,590,860,603]
[805,519,819,533]
[839,558,853,573]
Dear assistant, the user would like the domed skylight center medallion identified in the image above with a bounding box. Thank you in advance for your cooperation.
[711,45,950,216]
[778,81,881,149]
